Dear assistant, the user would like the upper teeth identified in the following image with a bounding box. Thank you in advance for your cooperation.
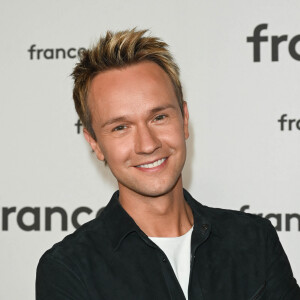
[137,158,166,168]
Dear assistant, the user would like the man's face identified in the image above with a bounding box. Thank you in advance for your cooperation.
[84,61,189,198]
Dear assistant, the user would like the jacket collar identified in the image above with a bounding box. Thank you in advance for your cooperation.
[101,189,212,251]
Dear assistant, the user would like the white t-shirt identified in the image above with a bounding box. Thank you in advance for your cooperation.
[149,226,193,300]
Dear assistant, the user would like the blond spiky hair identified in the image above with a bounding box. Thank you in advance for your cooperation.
[72,28,183,140]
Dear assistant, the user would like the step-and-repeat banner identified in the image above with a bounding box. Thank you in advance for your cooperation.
[1,0,299,298]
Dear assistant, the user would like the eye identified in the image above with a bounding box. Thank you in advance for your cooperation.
[112,125,127,132]
[154,114,166,121]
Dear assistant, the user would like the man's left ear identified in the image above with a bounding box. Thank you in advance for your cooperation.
[83,128,105,161]
[183,101,189,139]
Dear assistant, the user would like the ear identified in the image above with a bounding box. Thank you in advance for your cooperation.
[83,128,105,161]
[183,101,189,139]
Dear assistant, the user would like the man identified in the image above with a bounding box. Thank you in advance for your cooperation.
[36,29,300,299]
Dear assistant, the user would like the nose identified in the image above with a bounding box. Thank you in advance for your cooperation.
[134,124,161,155]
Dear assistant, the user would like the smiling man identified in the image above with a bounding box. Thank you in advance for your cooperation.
[36,29,300,300]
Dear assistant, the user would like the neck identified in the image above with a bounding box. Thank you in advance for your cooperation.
[118,177,194,237]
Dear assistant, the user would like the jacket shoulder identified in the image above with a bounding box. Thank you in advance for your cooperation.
[39,210,109,265]
[197,202,274,238]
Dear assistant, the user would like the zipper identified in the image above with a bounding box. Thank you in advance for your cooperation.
[251,282,266,300]
[188,254,195,300]
[188,224,210,300]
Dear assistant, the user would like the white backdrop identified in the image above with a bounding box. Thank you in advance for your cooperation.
[0,0,299,299]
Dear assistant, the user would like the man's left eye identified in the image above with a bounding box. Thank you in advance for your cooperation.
[154,115,166,121]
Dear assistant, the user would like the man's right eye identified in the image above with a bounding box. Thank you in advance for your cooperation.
[113,125,126,132]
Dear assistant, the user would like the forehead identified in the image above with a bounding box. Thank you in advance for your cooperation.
[87,61,178,122]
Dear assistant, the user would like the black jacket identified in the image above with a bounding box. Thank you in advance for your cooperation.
[36,190,300,299]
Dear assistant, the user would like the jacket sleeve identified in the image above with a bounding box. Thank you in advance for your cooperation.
[264,220,300,299]
[36,253,89,300]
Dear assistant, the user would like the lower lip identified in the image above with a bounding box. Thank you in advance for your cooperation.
[135,158,168,172]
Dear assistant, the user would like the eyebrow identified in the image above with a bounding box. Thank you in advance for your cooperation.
[101,104,177,128]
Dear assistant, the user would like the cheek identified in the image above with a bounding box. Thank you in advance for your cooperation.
[162,122,186,147]
[160,133,186,156]
[101,137,133,165]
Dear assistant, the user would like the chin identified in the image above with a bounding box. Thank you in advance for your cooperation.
[123,175,182,198]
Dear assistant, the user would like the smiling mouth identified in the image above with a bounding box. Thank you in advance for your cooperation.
[136,158,167,169]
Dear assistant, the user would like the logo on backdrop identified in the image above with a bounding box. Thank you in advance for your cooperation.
[75,119,83,134]
[0,205,299,232]
[1,206,103,231]
[240,206,300,232]
[247,23,300,62]
[28,45,86,60]
[278,114,300,131]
